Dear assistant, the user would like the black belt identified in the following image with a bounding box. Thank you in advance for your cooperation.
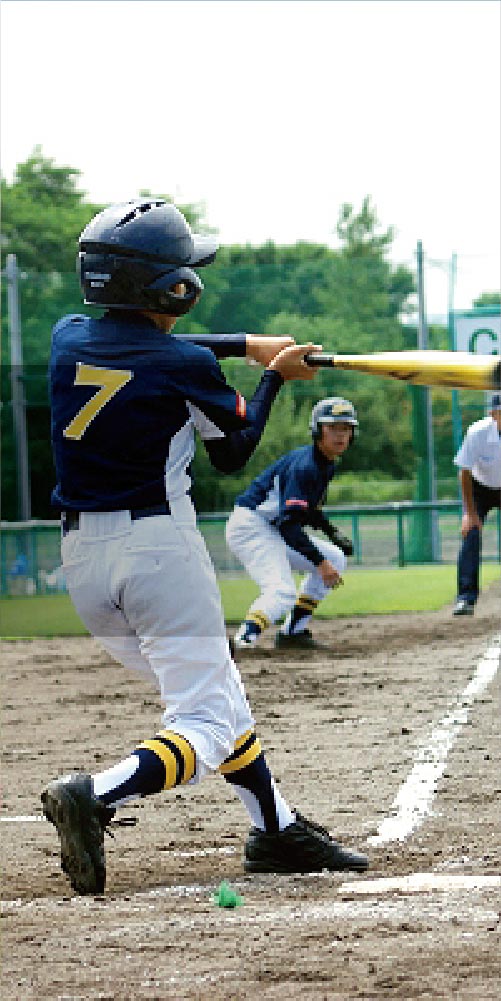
[61,502,171,536]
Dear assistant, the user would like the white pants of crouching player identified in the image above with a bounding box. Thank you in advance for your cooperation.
[60,496,254,780]
[225,505,346,623]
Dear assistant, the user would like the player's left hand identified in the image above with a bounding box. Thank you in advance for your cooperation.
[318,559,343,588]
[268,343,322,382]
[246,334,295,367]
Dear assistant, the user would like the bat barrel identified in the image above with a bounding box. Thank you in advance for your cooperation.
[303,350,500,390]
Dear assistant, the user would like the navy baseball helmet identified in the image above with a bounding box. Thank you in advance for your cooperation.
[490,393,501,411]
[310,397,359,441]
[77,200,218,315]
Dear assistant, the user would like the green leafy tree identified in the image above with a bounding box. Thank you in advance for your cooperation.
[1,150,102,518]
[205,241,337,335]
[472,291,501,308]
[315,196,415,352]
[2,158,421,518]
[1,150,209,517]
[1,146,102,272]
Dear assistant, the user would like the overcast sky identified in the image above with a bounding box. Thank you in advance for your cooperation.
[1,0,500,316]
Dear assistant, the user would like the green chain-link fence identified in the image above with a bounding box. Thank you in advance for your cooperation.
[1,502,499,597]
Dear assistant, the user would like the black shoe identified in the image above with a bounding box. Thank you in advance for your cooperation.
[244,811,369,874]
[275,629,320,650]
[453,599,475,616]
[41,773,114,895]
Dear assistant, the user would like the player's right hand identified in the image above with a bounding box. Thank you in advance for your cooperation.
[267,342,322,382]
[318,559,343,588]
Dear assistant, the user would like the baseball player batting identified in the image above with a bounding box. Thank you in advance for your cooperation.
[41,199,368,895]
[226,398,357,650]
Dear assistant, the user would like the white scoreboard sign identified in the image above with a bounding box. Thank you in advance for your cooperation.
[454,311,500,354]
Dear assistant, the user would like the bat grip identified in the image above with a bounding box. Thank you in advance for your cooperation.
[304,352,335,367]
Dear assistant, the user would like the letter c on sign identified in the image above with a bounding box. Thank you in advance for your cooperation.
[468,328,499,354]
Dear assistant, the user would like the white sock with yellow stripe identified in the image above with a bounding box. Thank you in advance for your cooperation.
[235,610,270,646]
[92,729,196,808]
[282,594,319,636]
[219,729,294,832]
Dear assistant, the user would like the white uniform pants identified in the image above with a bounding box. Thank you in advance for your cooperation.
[60,496,254,779]
[225,505,346,624]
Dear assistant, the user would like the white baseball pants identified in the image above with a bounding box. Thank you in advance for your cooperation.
[60,496,254,779]
[225,505,346,624]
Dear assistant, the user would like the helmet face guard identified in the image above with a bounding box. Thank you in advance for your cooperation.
[310,397,359,443]
[77,200,217,315]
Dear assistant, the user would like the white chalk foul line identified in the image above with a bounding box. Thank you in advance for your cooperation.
[1,815,45,823]
[368,634,501,847]
[3,872,500,924]
[338,872,501,895]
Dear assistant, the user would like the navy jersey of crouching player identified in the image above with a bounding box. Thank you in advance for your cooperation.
[226,397,358,650]
[42,200,369,896]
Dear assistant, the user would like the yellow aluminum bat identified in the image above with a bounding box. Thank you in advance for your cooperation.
[304,350,500,391]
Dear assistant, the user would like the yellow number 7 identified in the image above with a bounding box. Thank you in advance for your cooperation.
[63,363,133,440]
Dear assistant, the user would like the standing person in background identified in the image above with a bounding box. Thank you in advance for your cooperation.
[42,199,368,895]
[453,393,501,616]
[226,398,358,650]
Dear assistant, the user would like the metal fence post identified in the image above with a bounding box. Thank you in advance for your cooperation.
[351,512,361,564]
[30,527,39,594]
[0,528,7,597]
[396,507,405,567]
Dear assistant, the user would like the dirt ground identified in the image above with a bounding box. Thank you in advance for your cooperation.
[1,582,500,1000]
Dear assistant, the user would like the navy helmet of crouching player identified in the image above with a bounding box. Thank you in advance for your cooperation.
[310,397,359,443]
[78,199,218,316]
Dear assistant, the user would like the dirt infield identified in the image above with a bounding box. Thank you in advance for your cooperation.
[2,582,500,1000]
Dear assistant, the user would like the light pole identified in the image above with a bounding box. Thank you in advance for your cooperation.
[413,241,439,560]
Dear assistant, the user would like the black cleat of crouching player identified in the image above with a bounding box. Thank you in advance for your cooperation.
[275,629,324,651]
[41,772,115,895]
[244,811,369,874]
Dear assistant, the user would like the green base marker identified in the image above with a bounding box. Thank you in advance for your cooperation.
[212,880,244,908]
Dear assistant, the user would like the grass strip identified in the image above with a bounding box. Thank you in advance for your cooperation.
[1,564,499,638]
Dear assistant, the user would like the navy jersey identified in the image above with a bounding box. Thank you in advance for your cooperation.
[49,313,250,511]
[236,444,338,565]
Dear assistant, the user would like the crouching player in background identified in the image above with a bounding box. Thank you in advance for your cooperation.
[226,398,358,651]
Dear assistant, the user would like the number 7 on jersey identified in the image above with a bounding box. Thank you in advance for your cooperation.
[63,363,133,440]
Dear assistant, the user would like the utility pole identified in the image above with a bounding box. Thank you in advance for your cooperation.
[412,241,439,560]
[6,254,31,520]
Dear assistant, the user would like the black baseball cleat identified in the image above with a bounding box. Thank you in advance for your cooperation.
[41,772,115,895]
[244,811,369,874]
[275,629,322,650]
[452,599,475,616]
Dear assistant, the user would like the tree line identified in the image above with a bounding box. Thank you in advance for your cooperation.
[1,149,496,519]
